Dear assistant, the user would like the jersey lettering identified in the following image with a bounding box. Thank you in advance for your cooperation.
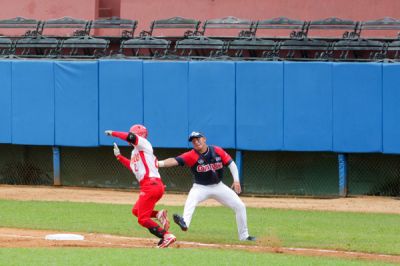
[196,162,223,172]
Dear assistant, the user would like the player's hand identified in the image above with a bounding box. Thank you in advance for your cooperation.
[231,181,242,194]
[113,142,120,157]
[105,130,113,136]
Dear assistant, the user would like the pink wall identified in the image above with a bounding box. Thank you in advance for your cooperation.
[0,0,98,20]
[98,0,120,18]
[2,0,399,24]
[121,0,400,35]
[1,0,399,37]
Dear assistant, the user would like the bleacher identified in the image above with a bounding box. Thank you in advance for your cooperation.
[1,16,400,61]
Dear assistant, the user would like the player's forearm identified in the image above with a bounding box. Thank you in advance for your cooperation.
[228,161,240,182]
[116,154,131,170]
[111,131,129,141]
[158,158,179,168]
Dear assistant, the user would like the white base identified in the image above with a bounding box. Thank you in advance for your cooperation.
[45,234,85,241]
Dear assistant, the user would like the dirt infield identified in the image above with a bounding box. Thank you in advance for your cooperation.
[1,185,400,263]
[1,185,399,214]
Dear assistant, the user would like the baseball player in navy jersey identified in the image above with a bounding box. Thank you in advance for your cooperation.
[105,124,176,248]
[158,131,256,241]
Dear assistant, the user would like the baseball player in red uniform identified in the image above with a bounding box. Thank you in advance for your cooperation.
[105,124,176,248]
[158,131,256,241]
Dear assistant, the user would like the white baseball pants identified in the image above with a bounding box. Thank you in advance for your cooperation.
[182,182,250,240]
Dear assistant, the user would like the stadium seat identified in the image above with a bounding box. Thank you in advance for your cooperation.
[278,38,331,60]
[0,17,42,37]
[59,36,109,58]
[0,37,14,57]
[120,36,171,58]
[175,35,226,59]
[15,36,61,58]
[198,16,254,37]
[359,17,400,39]
[252,17,308,40]
[308,17,361,40]
[332,39,386,60]
[91,17,138,38]
[226,37,278,59]
[41,17,91,37]
[139,17,201,37]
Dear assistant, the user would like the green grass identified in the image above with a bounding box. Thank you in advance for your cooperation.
[0,248,397,266]
[0,199,399,256]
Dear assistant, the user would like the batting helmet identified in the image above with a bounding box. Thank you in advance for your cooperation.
[130,124,148,139]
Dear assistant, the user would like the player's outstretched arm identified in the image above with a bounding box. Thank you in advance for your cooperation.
[228,161,242,194]
[158,158,179,168]
[105,130,131,142]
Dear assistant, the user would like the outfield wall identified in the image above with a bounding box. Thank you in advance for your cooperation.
[0,60,399,154]
[1,59,400,196]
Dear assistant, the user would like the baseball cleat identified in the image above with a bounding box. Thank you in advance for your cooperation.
[245,236,256,241]
[173,214,188,231]
[157,233,176,248]
[156,209,170,231]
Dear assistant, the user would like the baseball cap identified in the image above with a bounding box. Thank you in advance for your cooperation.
[188,131,204,141]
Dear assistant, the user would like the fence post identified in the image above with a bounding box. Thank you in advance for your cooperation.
[338,153,347,197]
[53,146,61,186]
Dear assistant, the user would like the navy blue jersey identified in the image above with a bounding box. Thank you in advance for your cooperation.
[176,145,233,185]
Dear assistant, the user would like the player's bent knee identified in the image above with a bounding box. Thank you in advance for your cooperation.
[234,201,246,212]
[137,217,150,226]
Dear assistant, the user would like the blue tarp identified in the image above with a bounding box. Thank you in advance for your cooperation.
[11,61,54,145]
[0,61,12,143]
[332,63,382,152]
[188,61,236,148]
[143,61,189,148]
[284,62,333,151]
[54,61,98,146]
[99,60,143,146]
[236,61,284,150]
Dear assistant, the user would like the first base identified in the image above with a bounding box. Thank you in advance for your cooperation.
[45,234,84,241]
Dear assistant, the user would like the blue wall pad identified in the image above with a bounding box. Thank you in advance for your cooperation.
[382,64,400,154]
[332,63,382,152]
[54,61,98,146]
[143,61,189,148]
[188,61,236,148]
[11,61,54,145]
[99,60,143,146]
[284,62,333,151]
[236,62,284,150]
[0,61,12,143]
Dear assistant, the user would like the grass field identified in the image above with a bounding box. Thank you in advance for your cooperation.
[0,199,399,265]
[0,248,396,266]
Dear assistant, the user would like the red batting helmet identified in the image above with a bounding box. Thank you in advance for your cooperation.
[129,124,148,138]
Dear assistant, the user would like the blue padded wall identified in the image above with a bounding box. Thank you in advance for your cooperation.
[54,61,98,146]
[11,61,54,145]
[332,63,382,152]
[0,61,12,143]
[188,61,235,148]
[143,61,188,148]
[284,62,333,151]
[382,64,400,154]
[236,62,284,150]
[99,60,143,146]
